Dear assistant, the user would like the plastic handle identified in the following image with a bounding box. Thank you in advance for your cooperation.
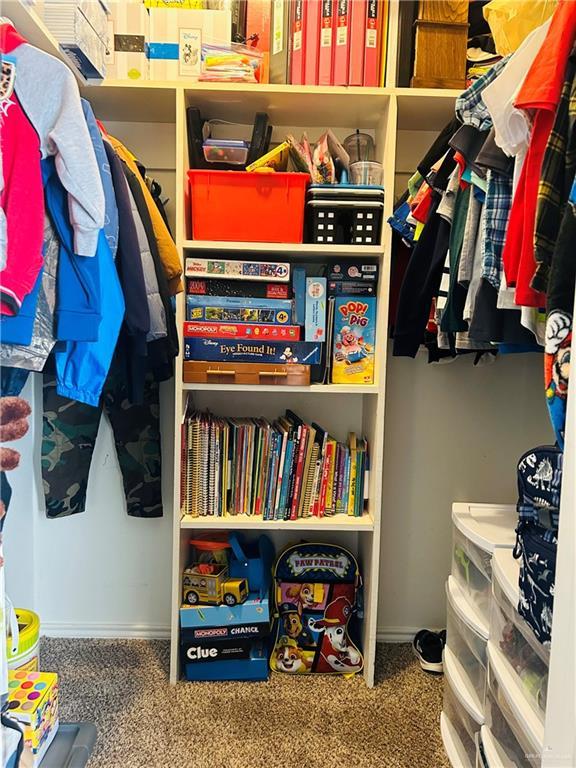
[207,369,235,376]
[5,596,19,656]
[228,531,247,565]
[259,371,288,378]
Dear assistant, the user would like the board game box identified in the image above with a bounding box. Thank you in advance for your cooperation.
[187,278,290,299]
[186,295,292,325]
[185,257,290,282]
[184,338,322,365]
[183,322,300,340]
[331,297,376,384]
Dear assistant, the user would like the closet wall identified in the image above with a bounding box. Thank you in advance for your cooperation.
[4,105,553,640]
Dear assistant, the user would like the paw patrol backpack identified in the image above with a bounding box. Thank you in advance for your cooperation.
[270,543,363,675]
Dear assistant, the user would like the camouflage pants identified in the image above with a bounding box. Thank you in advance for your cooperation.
[42,368,163,518]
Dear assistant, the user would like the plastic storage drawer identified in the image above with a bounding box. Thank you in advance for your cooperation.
[487,643,544,758]
[443,663,482,768]
[490,577,549,723]
[483,684,540,767]
[446,579,488,709]
[452,525,494,626]
[188,170,309,243]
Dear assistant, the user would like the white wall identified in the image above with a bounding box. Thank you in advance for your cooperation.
[5,352,552,639]
[379,352,552,635]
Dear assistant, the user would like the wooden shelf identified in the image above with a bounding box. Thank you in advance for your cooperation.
[180,512,375,531]
[182,241,383,257]
[183,383,380,394]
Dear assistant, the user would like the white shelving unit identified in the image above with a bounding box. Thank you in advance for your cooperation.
[4,0,460,688]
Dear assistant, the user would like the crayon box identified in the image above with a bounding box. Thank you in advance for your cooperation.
[331,297,376,384]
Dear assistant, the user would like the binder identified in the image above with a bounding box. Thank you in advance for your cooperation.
[378,0,389,87]
[290,0,306,84]
[270,0,291,83]
[347,432,357,516]
[348,0,366,86]
[246,0,272,83]
[363,0,381,86]
[303,0,322,85]
[318,0,334,86]
[333,0,351,86]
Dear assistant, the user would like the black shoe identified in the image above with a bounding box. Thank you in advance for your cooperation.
[412,629,446,674]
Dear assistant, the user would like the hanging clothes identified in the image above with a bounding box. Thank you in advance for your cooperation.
[42,365,162,519]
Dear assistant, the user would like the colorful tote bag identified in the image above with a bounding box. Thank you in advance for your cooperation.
[270,543,363,675]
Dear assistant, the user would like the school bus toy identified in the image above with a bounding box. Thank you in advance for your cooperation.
[182,564,249,607]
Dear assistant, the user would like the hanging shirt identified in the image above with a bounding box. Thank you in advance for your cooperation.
[0,78,44,316]
[2,23,105,258]
[502,1,576,307]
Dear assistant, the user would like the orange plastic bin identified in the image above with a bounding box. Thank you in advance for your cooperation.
[188,170,309,243]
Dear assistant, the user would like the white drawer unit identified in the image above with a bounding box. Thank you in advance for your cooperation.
[491,550,549,724]
[487,642,544,759]
[452,504,517,626]
[446,576,489,714]
[443,656,483,768]
[482,682,541,767]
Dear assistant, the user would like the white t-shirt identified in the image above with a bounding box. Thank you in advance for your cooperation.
[483,18,552,159]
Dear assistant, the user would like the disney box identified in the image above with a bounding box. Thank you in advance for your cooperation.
[331,297,376,385]
[184,338,321,365]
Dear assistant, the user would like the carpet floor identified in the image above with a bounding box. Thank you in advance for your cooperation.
[40,638,449,768]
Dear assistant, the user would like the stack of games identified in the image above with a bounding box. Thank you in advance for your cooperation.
[183,257,378,387]
[179,533,274,682]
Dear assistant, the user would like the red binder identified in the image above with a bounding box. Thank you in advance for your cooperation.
[318,0,335,86]
[333,0,351,86]
[290,0,306,84]
[348,0,366,86]
[246,0,272,83]
[303,0,322,85]
[363,0,381,86]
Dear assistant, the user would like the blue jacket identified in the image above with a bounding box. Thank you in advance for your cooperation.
[54,229,125,407]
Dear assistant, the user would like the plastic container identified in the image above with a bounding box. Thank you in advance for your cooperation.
[452,525,494,627]
[6,606,40,671]
[305,186,384,245]
[441,711,476,768]
[343,132,375,163]
[443,655,483,768]
[446,579,488,707]
[487,642,544,756]
[484,684,541,767]
[349,161,383,186]
[203,140,250,165]
[490,566,549,723]
[450,502,517,626]
[188,170,309,243]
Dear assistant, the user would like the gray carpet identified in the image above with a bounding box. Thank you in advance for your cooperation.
[40,638,449,768]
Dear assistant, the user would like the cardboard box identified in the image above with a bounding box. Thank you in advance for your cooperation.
[184,338,321,364]
[305,277,327,342]
[43,0,110,45]
[105,1,150,81]
[185,257,290,282]
[182,641,269,681]
[43,5,107,78]
[180,593,270,630]
[183,322,301,340]
[186,295,292,325]
[7,671,59,767]
[331,297,376,385]
[147,8,231,81]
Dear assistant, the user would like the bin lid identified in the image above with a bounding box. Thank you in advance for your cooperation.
[452,503,517,553]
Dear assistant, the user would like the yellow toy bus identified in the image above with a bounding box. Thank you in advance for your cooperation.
[182,564,248,607]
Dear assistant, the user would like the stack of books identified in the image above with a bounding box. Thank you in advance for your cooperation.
[181,405,369,519]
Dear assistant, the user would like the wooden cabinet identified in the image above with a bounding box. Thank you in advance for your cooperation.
[411,0,469,89]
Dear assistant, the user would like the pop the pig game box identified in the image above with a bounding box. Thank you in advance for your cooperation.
[331,297,376,384]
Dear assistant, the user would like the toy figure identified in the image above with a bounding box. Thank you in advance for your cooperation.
[334,325,371,365]
[312,596,362,673]
[279,602,314,645]
[273,636,312,673]
[286,583,323,614]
